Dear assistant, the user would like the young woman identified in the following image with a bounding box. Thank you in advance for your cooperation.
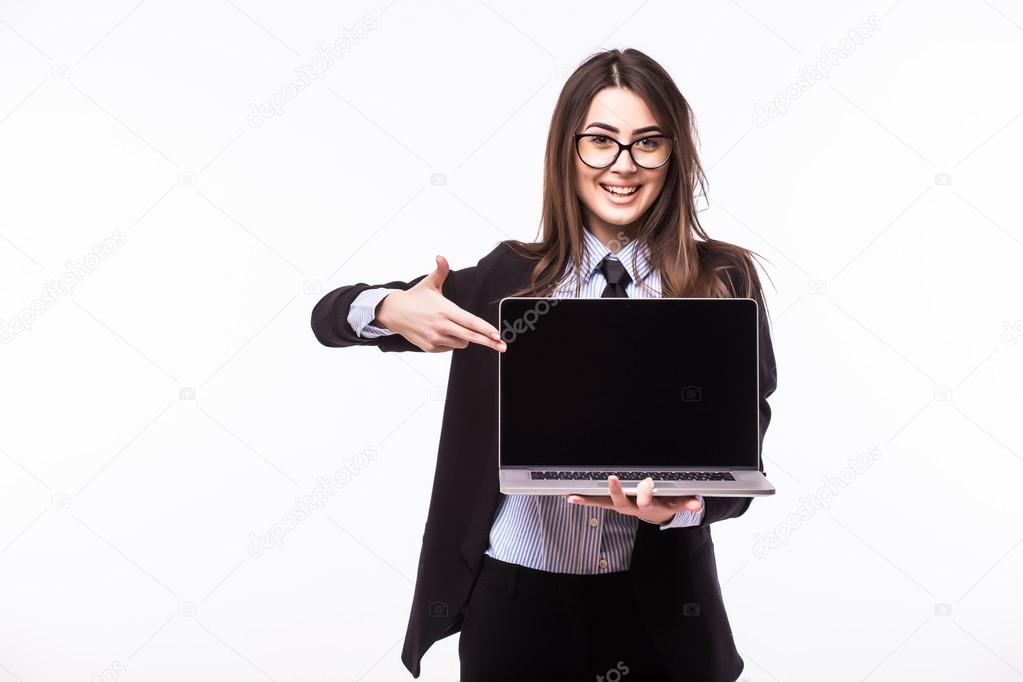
[312,48,778,682]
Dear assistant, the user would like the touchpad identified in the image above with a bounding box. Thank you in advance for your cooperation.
[587,481,636,490]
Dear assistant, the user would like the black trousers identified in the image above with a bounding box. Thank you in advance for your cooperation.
[458,555,676,681]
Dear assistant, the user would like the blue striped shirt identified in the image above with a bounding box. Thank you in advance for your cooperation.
[347,228,704,575]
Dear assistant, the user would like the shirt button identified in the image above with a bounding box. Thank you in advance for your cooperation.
[598,558,608,570]
[589,517,599,527]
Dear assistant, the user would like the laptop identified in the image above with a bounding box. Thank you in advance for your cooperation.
[498,297,775,497]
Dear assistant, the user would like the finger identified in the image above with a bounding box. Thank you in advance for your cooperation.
[607,476,637,513]
[446,302,503,343]
[636,477,655,511]
[438,319,506,353]
[417,333,465,352]
[663,495,703,512]
[421,255,449,291]
[435,333,468,351]
[424,344,457,353]
[565,494,615,509]
[684,495,704,512]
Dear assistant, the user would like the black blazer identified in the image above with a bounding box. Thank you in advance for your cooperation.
[310,241,778,681]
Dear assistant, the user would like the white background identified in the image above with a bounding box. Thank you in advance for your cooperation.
[2,1,1022,680]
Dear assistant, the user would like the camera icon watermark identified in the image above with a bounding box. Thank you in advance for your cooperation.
[934,602,952,616]
[428,601,448,617]
[51,63,71,79]
[51,493,71,510]
[90,659,126,682]
[177,171,197,187]
[682,602,701,616]
[178,602,197,617]
[807,279,827,295]
[179,386,196,400]
[430,172,447,186]
[429,385,446,401]
[681,385,702,402]
[933,386,953,402]
[303,279,323,294]
[934,172,952,186]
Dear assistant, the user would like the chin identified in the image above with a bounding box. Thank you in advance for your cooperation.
[596,211,639,226]
[592,202,645,225]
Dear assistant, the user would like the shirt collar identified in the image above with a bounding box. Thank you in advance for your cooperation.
[581,226,653,284]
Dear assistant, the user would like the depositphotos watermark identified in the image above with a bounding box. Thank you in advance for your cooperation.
[1,230,127,344]
[247,445,378,557]
[604,229,632,253]
[596,660,630,682]
[752,14,882,129]
[247,15,379,127]
[752,444,883,558]
[501,297,560,344]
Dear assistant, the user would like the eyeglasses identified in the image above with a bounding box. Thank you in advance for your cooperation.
[574,133,673,170]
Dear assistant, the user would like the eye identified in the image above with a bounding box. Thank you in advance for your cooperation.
[589,135,612,145]
[637,137,662,150]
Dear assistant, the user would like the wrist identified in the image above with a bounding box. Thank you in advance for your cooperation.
[374,290,401,329]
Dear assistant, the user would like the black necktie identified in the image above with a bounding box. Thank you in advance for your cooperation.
[598,255,631,298]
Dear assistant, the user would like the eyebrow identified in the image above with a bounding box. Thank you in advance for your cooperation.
[584,122,663,135]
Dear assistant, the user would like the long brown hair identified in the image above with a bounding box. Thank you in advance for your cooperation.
[503,48,773,315]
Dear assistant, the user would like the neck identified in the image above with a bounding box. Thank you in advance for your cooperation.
[585,221,641,254]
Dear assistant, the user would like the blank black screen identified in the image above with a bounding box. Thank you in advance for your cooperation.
[499,298,759,468]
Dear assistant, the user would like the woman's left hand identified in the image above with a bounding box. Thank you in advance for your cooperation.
[565,476,703,525]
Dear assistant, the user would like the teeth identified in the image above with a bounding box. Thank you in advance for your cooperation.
[602,184,639,196]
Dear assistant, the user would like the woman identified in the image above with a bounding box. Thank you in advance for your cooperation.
[311,48,777,681]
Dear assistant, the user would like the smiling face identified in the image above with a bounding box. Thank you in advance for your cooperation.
[574,86,670,246]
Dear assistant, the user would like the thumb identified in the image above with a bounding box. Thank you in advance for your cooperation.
[423,255,449,290]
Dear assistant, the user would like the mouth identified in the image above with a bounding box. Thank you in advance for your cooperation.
[600,182,642,204]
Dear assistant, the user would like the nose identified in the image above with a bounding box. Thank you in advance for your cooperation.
[610,143,638,173]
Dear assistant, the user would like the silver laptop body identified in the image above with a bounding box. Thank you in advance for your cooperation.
[498,297,775,497]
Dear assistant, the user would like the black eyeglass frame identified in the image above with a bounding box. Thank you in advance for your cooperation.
[573,133,674,170]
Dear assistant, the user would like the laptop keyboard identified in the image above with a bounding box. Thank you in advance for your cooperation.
[530,471,735,481]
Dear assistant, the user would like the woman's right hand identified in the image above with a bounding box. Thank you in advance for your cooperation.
[375,256,507,353]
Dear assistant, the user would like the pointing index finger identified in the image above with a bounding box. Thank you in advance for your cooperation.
[447,302,502,341]
[439,320,506,352]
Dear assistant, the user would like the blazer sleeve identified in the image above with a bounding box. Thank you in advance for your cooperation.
[698,266,778,527]
[310,259,481,352]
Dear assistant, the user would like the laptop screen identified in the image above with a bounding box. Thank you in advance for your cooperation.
[499,297,760,469]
